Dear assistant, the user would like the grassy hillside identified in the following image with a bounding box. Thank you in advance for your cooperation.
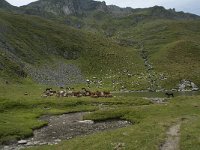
[1,1,200,90]
[117,20,200,88]
[0,10,146,90]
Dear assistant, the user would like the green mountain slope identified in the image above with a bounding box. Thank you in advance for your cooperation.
[116,19,200,89]
[0,10,145,89]
[19,0,200,35]
[0,0,200,91]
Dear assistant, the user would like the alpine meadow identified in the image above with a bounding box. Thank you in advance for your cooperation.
[0,0,200,150]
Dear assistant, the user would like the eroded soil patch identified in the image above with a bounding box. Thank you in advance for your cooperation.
[160,123,181,150]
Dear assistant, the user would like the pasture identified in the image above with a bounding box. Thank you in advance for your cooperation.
[0,84,200,150]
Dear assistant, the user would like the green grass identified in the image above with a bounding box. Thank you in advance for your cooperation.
[1,84,200,150]
[0,84,150,144]
[27,95,200,150]
[113,19,200,89]
[180,116,200,150]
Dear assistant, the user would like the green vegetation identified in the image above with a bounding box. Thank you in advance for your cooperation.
[0,84,150,144]
[112,19,200,89]
[1,8,200,89]
[0,1,200,149]
[0,10,147,90]
[1,84,200,150]
[29,96,200,150]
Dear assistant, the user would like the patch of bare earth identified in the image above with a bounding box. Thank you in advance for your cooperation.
[160,123,181,150]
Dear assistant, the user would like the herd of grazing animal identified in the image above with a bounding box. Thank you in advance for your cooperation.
[41,87,113,98]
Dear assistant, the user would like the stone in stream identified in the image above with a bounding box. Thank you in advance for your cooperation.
[18,140,27,144]
[26,142,34,146]
[55,139,61,142]
[78,120,94,124]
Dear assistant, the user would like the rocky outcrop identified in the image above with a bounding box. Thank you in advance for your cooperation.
[0,0,15,10]
[20,0,200,20]
[178,80,199,91]
[21,0,108,16]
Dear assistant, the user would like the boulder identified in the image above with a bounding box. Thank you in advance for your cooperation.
[178,80,199,91]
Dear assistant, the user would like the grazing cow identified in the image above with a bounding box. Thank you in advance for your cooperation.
[81,88,92,96]
[90,91,112,98]
[43,88,57,97]
[80,88,87,96]
[79,88,92,97]
[73,91,82,97]
[85,90,92,96]
[165,92,174,98]
[91,92,99,98]
[57,90,66,97]
[103,91,113,98]
[96,91,102,97]
[66,89,73,97]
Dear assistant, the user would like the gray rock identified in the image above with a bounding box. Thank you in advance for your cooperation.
[192,87,199,91]
[3,146,9,150]
[18,140,27,144]
[55,139,61,142]
[26,142,34,146]
[178,80,199,91]
[78,120,94,124]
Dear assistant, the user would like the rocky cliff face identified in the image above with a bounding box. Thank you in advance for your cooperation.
[0,0,16,10]
[21,0,108,16]
[20,0,200,19]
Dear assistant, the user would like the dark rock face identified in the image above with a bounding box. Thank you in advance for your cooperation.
[148,6,200,20]
[0,0,13,9]
[21,0,108,16]
[19,0,200,21]
[0,0,17,11]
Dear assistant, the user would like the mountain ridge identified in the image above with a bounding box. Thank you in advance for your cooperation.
[2,0,199,19]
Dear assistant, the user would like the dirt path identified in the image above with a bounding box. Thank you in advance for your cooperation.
[160,123,181,150]
[3,112,131,150]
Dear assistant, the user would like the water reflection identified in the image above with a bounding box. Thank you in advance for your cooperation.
[114,91,200,98]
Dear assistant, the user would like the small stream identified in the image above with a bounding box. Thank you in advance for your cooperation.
[113,91,200,98]
[2,112,131,150]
